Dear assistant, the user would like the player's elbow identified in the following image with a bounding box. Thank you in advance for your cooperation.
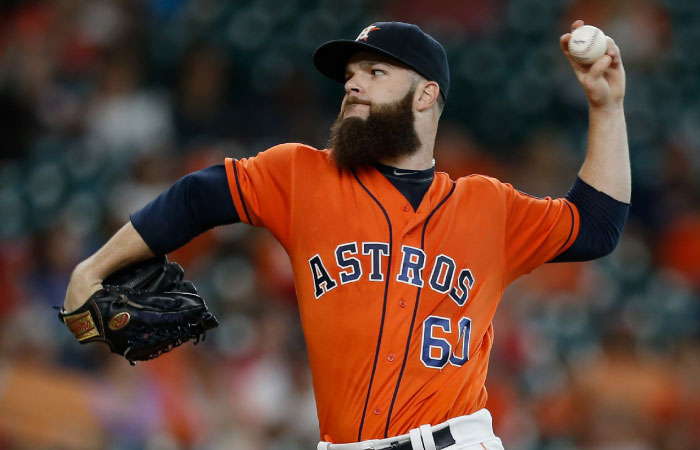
[551,218,626,263]
[560,177,630,263]
[581,207,628,260]
[589,229,623,260]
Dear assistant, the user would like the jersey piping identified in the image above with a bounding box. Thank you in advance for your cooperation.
[225,158,253,224]
[353,171,395,442]
[384,181,457,437]
[555,201,576,256]
[233,160,252,224]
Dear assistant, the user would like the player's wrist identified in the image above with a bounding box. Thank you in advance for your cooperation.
[73,259,104,285]
[588,100,624,115]
[64,262,103,313]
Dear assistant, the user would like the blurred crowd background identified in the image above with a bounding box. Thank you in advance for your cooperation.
[0,0,699,449]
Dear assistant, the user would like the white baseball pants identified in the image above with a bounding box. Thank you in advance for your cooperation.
[317,409,505,450]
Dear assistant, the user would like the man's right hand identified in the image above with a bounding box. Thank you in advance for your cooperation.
[62,221,155,313]
[63,261,103,313]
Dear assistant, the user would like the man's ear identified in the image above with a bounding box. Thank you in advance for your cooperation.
[415,81,440,112]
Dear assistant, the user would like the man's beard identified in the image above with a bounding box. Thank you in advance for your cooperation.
[329,87,421,172]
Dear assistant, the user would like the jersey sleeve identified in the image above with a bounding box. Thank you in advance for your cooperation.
[224,143,299,247]
[502,183,580,285]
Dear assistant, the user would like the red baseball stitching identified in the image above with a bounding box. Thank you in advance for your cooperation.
[570,29,600,57]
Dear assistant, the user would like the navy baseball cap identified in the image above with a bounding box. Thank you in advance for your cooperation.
[313,21,450,101]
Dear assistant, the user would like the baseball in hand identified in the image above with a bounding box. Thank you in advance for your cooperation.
[568,25,607,65]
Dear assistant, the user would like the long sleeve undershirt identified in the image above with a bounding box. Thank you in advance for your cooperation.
[130,164,629,262]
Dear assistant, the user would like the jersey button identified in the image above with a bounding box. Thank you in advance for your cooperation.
[373,407,382,415]
[402,204,411,212]
[387,353,395,362]
[399,299,407,308]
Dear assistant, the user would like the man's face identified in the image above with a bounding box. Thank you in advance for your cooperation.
[339,52,417,119]
[329,52,421,172]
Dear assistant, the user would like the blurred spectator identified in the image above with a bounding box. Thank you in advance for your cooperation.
[85,45,174,161]
[384,0,506,37]
[0,89,37,159]
[174,44,247,151]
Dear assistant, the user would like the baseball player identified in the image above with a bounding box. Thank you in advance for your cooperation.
[64,20,629,449]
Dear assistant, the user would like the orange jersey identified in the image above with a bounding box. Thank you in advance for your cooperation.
[224,143,579,443]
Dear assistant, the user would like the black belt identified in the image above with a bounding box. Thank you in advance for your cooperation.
[380,426,455,450]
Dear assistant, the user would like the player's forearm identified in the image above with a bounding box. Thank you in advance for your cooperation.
[578,103,630,203]
[79,221,155,279]
[64,221,154,312]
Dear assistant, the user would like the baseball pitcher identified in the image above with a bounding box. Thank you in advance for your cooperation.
[63,20,630,450]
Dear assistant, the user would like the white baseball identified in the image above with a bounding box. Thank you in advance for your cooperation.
[568,25,608,65]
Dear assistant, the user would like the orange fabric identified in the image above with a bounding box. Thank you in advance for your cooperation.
[225,144,579,443]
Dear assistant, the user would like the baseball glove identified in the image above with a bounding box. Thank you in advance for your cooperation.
[58,256,218,365]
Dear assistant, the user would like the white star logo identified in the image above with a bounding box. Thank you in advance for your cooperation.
[356,25,380,41]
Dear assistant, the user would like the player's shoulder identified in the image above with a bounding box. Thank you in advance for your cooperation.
[260,142,326,156]
[239,142,332,171]
[258,142,332,165]
[445,172,513,198]
[260,142,313,152]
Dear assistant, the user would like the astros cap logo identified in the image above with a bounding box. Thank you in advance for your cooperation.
[356,24,380,41]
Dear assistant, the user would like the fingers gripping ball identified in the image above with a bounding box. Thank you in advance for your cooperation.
[59,256,218,365]
[568,25,607,65]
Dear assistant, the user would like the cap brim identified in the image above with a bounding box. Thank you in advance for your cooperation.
[313,40,414,85]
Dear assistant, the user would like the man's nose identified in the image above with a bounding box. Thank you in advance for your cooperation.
[344,75,362,95]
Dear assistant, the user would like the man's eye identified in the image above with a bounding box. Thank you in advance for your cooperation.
[372,69,386,76]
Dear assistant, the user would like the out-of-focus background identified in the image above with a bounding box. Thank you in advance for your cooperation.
[0,0,698,449]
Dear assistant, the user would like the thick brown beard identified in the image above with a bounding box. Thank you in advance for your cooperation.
[329,87,420,172]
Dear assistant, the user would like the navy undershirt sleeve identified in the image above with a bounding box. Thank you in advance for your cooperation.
[551,177,630,262]
[130,164,239,255]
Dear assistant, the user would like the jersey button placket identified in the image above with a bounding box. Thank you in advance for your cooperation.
[402,204,411,212]
[387,353,395,362]
[373,406,382,415]
[399,299,407,308]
